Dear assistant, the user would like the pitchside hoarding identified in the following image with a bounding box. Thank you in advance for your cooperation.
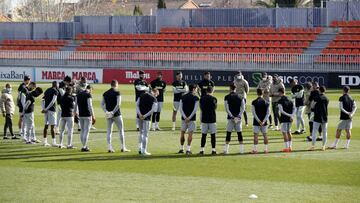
[328,73,360,88]
[0,67,34,81]
[177,70,329,87]
[35,68,103,83]
[103,69,174,84]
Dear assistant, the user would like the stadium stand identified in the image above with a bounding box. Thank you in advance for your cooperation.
[75,27,322,54]
[316,21,360,63]
[0,40,68,51]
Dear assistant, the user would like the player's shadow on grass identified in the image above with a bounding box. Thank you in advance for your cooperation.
[25,148,313,163]
[0,151,104,160]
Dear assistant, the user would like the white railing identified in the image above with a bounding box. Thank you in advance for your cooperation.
[0,51,359,72]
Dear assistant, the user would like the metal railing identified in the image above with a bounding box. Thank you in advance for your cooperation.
[0,51,359,72]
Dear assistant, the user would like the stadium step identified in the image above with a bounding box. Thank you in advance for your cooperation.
[303,29,338,55]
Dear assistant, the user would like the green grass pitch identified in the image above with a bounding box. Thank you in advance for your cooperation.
[0,82,360,202]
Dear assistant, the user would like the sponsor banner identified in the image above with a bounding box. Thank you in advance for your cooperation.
[35,68,103,83]
[103,69,174,84]
[178,70,239,86]
[178,70,327,87]
[0,67,33,81]
[328,73,360,89]
[249,71,328,87]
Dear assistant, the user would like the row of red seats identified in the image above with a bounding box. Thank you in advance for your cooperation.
[1,40,68,46]
[315,56,360,64]
[322,48,360,55]
[334,35,360,41]
[82,40,310,47]
[0,46,60,51]
[160,27,322,34]
[330,20,360,28]
[76,46,303,54]
[76,33,316,41]
[82,40,309,48]
[328,41,360,48]
[341,28,360,34]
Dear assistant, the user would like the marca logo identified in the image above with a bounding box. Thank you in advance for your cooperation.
[338,75,360,86]
[41,71,98,81]
[125,71,150,79]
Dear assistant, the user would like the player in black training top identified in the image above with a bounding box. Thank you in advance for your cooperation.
[178,84,199,155]
[150,72,166,131]
[41,81,59,147]
[307,82,322,141]
[251,88,271,154]
[136,89,159,156]
[223,84,245,155]
[290,79,305,134]
[278,88,295,153]
[101,80,130,153]
[134,70,149,130]
[329,86,357,149]
[199,86,217,155]
[58,86,76,149]
[23,84,42,144]
[55,76,71,134]
[172,71,188,131]
[17,75,31,138]
[197,71,215,97]
[75,85,96,152]
[309,86,329,151]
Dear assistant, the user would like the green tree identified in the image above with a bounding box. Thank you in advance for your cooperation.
[157,0,166,9]
[133,5,143,16]
[254,0,312,8]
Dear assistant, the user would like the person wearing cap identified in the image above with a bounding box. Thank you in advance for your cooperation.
[233,71,249,127]
[150,71,167,131]
[23,83,42,144]
[134,71,150,131]
[17,75,31,138]
[257,72,273,128]
[41,81,59,147]
[290,79,306,134]
[1,84,18,139]
[101,80,130,153]
[269,74,285,131]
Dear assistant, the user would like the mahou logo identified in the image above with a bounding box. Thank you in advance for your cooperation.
[125,71,150,79]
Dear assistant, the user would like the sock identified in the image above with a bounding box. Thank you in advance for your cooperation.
[156,122,159,128]
[333,138,340,147]
[284,142,288,148]
[345,139,351,148]
[253,144,258,151]
[264,144,269,151]
[187,145,191,151]
[200,147,204,152]
[212,148,216,152]
[239,144,244,153]
[180,145,184,150]
[152,123,155,129]
[224,144,229,152]
[108,144,113,150]
[318,136,323,139]
[288,141,292,148]
[44,138,48,144]
[52,138,56,144]
[172,122,176,128]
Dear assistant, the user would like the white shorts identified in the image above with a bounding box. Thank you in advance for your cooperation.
[337,119,352,130]
[173,101,180,111]
[44,111,57,126]
[226,119,242,132]
[181,120,196,132]
[281,122,292,133]
[155,102,163,113]
[253,125,268,134]
[201,123,217,134]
